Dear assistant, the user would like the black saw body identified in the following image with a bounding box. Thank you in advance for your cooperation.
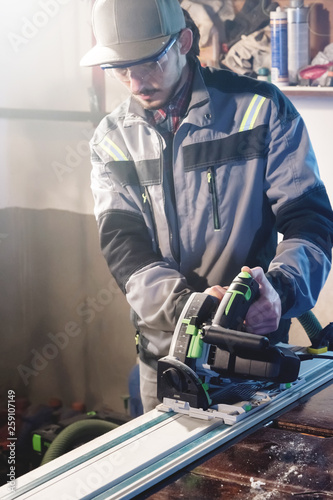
[157,272,301,410]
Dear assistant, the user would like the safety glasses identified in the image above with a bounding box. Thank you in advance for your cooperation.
[101,35,178,82]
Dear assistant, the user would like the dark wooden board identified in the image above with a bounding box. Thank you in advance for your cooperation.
[276,383,333,436]
[142,427,333,499]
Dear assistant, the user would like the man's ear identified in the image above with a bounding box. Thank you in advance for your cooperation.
[178,28,193,56]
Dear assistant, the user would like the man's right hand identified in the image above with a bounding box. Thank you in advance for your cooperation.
[241,266,282,335]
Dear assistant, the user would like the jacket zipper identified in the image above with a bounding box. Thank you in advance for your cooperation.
[142,186,160,250]
[158,133,180,264]
[207,167,221,231]
[136,119,179,263]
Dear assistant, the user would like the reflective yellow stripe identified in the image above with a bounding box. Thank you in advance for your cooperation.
[100,137,128,161]
[249,96,266,130]
[100,142,119,161]
[239,94,266,132]
[239,95,258,132]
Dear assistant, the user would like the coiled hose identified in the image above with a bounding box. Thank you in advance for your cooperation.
[41,419,118,465]
[297,310,322,341]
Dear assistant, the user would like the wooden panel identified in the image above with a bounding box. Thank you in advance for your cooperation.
[144,427,333,499]
[143,381,333,500]
[276,382,333,436]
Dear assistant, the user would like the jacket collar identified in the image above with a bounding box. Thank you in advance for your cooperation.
[183,60,214,128]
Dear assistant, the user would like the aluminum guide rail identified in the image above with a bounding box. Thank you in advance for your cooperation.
[1,356,333,500]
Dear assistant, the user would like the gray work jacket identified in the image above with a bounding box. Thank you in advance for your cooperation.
[90,62,333,364]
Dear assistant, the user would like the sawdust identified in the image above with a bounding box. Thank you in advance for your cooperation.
[247,437,316,499]
[251,491,280,500]
[250,477,266,490]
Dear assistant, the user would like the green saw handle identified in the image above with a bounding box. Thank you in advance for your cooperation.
[212,271,259,330]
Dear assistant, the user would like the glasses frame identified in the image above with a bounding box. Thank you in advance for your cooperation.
[100,35,179,72]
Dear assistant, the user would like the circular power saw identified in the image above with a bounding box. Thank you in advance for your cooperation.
[157,271,301,410]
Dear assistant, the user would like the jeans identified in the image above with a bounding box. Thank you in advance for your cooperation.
[139,359,160,413]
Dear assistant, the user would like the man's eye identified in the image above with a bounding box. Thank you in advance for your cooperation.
[115,68,128,76]
[144,62,159,71]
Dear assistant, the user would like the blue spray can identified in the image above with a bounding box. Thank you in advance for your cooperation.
[270,7,288,86]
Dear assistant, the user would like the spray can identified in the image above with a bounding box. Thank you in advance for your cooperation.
[326,66,333,87]
[287,0,310,85]
[270,8,288,87]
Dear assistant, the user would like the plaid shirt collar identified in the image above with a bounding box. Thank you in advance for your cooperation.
[149,62,194,134]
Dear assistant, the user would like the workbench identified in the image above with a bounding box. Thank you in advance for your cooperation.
[140,383,333,499]
[1,358,332,500]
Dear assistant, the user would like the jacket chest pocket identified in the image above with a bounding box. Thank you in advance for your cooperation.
[207,166,221,231]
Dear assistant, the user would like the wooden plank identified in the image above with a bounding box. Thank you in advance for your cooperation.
[142,364,333,499]
[276,382,333,436]
[144,427,333,499]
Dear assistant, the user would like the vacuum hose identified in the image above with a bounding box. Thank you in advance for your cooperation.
[297,310,322,341]
[41,419,118,465]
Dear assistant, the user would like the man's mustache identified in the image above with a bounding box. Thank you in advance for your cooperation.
[132,88,157,96]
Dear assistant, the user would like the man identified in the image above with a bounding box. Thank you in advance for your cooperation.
[81,0,333,412]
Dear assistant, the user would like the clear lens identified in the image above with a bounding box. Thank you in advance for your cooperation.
[112,53,169,82]
[101,36,178,83]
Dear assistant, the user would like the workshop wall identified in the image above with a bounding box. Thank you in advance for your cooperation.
[285,96,333,345]
[1,0,332,417]
[0,1,135,415]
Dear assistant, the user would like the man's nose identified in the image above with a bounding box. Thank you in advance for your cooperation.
[129,73,144,93]
[128,68,147,91]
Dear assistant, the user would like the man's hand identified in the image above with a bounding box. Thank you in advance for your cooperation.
[241,265,281,335]
[204,266,281,335]
[204,285,228,301]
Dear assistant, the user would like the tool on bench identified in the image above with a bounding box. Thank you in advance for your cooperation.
[157,271,333,416]
[3,273,333,499]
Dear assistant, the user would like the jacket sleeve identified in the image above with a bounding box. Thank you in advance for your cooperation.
[90,146,194,332]
[264,97,333,318]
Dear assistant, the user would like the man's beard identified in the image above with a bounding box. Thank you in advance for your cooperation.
[132,60,184,110]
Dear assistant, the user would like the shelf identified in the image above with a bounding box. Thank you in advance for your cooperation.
[0,108,105,123]
[280,86,333,98]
